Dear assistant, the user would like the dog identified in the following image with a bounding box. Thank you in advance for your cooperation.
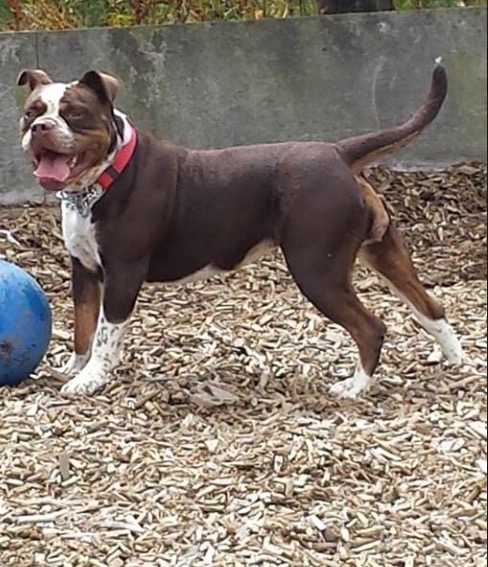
[17,63,464,398]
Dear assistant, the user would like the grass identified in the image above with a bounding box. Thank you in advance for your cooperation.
[0,0,486,32]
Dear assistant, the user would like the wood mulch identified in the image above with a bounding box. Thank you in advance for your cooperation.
[0,163,486,566]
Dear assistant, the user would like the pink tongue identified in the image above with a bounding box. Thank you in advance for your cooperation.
[34,154,71,183]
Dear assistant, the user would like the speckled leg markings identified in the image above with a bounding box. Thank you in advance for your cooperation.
[329,363,373,400]
[61,351,91,376]
[61,311,129,396]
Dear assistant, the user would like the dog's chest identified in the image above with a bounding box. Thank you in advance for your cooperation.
[62,203,101,271]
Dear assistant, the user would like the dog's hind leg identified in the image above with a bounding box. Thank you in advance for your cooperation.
[360,222,464,365]
[283,239,386,399]
[281,187,387,400]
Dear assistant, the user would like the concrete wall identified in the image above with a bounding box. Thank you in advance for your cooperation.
[0,8,486,204]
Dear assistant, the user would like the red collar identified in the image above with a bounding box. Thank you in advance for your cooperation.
[97,125,138,191]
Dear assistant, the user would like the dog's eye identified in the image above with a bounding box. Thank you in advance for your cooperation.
[65,110,85,121]
[24,109,36,120]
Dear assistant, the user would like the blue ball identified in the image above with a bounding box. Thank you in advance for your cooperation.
[0,260,52,385]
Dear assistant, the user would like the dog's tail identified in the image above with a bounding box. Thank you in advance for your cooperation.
[337,62,447,171]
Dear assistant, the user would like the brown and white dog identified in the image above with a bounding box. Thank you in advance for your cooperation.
[17,64,464,398]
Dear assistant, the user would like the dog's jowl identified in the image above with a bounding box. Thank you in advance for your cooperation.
[17,65,463,398]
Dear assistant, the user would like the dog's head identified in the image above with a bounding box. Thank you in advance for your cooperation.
[17,69,122,192]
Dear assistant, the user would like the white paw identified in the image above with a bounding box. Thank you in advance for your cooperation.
[330,378,367,400]
[330,366,373,400]
[61,352,91,376]
[60,363,109,397]
[420,318,465,366]
[442,339,465,366]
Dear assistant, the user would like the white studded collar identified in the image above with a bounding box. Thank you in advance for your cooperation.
[57,185,104,218]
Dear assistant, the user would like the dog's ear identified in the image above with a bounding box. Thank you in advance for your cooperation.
[79,71,120,104]
[17,69,53,92]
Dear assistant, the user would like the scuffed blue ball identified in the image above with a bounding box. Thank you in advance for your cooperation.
[0,260,52,385]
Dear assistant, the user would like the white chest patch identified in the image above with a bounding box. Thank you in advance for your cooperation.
[62,201,101,271]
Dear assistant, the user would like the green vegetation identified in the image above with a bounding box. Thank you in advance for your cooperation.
[1,0,486,31]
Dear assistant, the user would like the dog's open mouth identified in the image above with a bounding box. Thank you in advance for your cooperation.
[33,149,89,192]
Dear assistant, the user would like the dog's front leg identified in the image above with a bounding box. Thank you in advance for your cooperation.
[61,309,129,396]
[62,257,102,376]
[61,261,145,396]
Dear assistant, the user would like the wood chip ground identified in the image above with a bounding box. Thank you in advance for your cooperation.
[0,164,486,566]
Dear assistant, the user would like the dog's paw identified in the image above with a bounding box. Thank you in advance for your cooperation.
[61,352,91,376]
[330,378,366,400]
[427,319,465,366]
[60,364,108,397]
[442,338,465,366]
[330,367,373,400]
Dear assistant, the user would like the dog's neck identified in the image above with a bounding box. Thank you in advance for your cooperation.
[57,109,133,215]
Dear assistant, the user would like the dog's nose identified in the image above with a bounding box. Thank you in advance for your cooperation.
[31,122,54,136]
